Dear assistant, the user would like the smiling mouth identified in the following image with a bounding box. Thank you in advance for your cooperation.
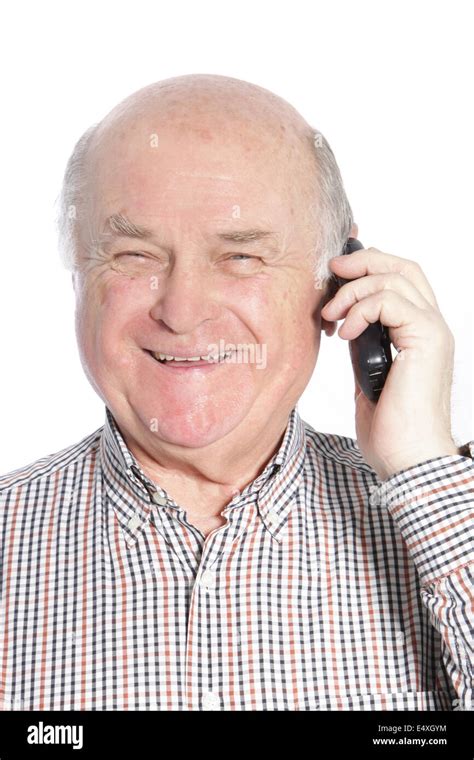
[145,349,234,367]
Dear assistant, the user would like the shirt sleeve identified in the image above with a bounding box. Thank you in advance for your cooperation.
[370,442,474,711]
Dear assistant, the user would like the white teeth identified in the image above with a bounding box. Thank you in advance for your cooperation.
[152,350,234,363]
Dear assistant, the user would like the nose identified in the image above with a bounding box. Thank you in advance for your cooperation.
[149,258,221,334]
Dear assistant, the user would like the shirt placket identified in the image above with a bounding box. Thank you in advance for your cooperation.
[120,446,291,710]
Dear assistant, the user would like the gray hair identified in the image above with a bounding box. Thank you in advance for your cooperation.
[305,128,354,286]
[55,124,353,285]
[55,123,99,272]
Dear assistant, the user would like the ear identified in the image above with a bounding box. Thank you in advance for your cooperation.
[322,316,338,337]
[321,222,359,337]
[320,280,338,337]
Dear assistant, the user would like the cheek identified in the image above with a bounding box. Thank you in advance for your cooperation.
[230,281,320,374]
[274,289,321,363]
[77,276,151,358]
[271,283,317,328]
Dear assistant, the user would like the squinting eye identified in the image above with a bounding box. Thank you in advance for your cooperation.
[111,251,165,276]
[221,253,263,276]
[227,254,262,264]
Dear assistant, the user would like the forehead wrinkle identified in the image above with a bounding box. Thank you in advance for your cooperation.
[172,170,233,181]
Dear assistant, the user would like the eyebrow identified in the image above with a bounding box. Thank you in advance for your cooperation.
[105,213,153,240]
[103,213,277,245]
[216,229,275,244]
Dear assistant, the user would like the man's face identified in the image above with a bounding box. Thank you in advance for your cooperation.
[74,117,330,447]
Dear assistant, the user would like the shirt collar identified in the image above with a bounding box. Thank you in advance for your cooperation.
[100,405,307,546]
[253,406,307,541]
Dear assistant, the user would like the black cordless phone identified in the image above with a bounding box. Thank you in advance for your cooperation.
[327,238,393,402]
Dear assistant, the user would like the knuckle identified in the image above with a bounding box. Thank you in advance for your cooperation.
[427,315,454,346]
[382,288,398,303]
[403,260,423,277]
[445,326,455,347]
[338,281,357,305]
[348,283,360,302]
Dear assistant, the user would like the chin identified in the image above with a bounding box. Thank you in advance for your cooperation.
[136,405,250,448]
[118,351,261,448]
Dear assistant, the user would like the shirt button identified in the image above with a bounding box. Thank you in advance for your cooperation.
[395,630,405,645]
[200,569,216,589]
[127,514,142,531]
[201,691,220,710]
[151,491,168,506]
[267,509,279,526]
[63,488,74,505]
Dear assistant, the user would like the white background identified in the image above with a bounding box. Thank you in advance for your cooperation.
[0,0,472,472]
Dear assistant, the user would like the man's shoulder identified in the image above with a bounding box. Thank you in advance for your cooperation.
[302,420,378,478]
[0,425,104,496]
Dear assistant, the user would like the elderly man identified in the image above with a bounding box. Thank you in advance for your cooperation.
[1,74,472,712]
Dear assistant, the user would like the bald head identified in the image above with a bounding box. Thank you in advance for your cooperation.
[91,74,315,155]
[57,74,353,283]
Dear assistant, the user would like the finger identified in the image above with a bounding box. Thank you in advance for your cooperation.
[322,272,432,320]
[329,247,439,309]
[337,289,438,346]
